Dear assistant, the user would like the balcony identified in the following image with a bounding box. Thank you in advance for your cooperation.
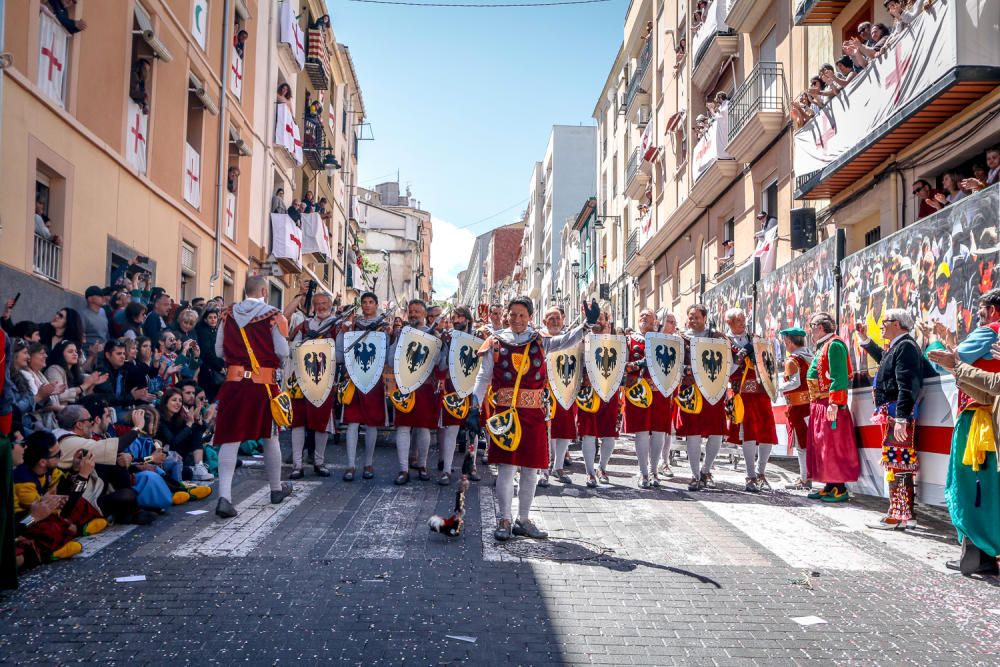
[625,38,653,123]
[691,109,738,205]
[624,146,652,200]
[691,0,738,92]
[302,113,327,171]
[304,28,330,90]
[793,0,851,26]
[625,229,640,264]
[793,0,1000,200]
[727,62,786,163]
[725,0,769,33]
[33,234,62,283]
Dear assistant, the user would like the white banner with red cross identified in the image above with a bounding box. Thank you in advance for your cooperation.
[225,191,236,240]
[183,143,202,209]
[229,47,243,99]
[279,0,305,70]
[125,99,148,174]
[37,9,68,107]
[300,212,331,260]
[270,213,302,265]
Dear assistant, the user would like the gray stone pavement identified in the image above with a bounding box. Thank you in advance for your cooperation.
[3,433,1000,666]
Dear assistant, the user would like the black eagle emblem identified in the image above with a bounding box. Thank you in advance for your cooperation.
[654,344,677,376]
[761,348,776,380]
[405,341,430,373]
[352,342,378,373]
[303,351,327,385]
[595,346,618,379]
[556,354,577,387]
[458,345,478,377]
[701,349,724,382]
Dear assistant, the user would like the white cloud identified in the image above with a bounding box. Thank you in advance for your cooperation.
[430,218,475,300]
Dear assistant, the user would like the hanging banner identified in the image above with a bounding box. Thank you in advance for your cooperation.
[224,192,236,239]
[191,0,208,50]
[124,99,148,175]
[37,10,68,107]
[183,143,202,209]
[270,213,302,266]
[693,110,732,179]
[300,212,331,259]
[279,0,305,69]
[230,47,243,99]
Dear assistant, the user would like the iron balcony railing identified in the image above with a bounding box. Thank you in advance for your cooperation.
[33,233,61,283]
[625,146,643,188]
[625,38,653,110]
[626,229,640,263]
[728,62,785,143]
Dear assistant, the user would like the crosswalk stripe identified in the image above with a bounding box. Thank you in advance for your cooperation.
[171,482,320,557]
[77,524,138,558]
[700,501,891,571]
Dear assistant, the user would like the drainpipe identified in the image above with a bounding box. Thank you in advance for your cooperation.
[210,0,233,289]
[0,0,7,205]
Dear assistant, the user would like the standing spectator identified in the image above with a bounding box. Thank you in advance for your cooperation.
[44,340,106,405]
[129,58,151,114]
[172,309,199,343]
[962,149,1000,192]
[270,187,286,214]
[33,200,60,244]
[913,179,946,219]
[46,0,87,33]
[234,29,248,58]
[142,293,171,343]
[195,308,223,402]
[38,308,84,353]
[81,286,110,349]
[287,199,302,224]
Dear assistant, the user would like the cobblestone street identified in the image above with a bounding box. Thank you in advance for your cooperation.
[3,435,1000,666]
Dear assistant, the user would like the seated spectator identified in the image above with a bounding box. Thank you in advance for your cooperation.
[46,0,87,33]
[10,342,63,434]
[122,338,138,365]
[195,308,224,401]
[961,147,1000,192]
[44,340,107,405]
[3,319,40,344]
[913,178,947,219]
[126,336,164,399]
[129,58,152,114]
[234,29,248,58]
[172,308,199,343]
[886,0,934,31]
[270,187,286,214]
[157,385,213,482]
[92,339,154,411]
[38,307,85,353]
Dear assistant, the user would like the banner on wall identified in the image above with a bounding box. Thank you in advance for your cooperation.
[701,263,754,332]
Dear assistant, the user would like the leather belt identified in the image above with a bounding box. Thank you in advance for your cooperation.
[784,390,811,406]
[226,365,277,385]
[493,387,545,409]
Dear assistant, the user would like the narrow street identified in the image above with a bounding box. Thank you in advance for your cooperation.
[3,437,997,666]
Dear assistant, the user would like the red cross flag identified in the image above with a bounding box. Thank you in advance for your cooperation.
[37,10,68,107]
[230,47,244,99]
[270,213,302,266]
[125,99,148,174]
[184,143,202,209]
[225,192,236,239]
[280,1,305,70]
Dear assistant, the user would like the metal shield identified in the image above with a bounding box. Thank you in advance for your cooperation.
[393,325,442,395]
[690,336,733,405]
[343,330,387,395]
[644,332,683,397]
[753,337,780,402]
[293,338,336,407]
[546,345,583,411]
[447,330,483,399]
[584,334,627,403]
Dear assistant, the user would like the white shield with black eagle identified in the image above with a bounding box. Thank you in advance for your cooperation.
[293,338,336,407]
[753,337,780,401]
[447,330,483,399]
[690,336,733,405]
[393,325,442,395]
[343,330,387,395]
[644,332,684,397]
[584,334,627,403]
[546,344,583,411]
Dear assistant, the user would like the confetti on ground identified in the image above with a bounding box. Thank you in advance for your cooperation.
[791,616,827,626]
[445,635,477,643]
[115,575,147,583]
[186,510,209,515]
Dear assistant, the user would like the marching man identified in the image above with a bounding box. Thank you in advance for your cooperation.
[540,306,577,486]
[778,327,814,490]
[622,309,671,488]
[437,306,480,485]
[337,291,388,482]
[287,291,337,479]
[724,308,779,492]
[576,308,621,489]
[213,276,294,519]
[472,297,598,541]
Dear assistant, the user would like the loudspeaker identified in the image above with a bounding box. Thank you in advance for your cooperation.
[790,207,817,251]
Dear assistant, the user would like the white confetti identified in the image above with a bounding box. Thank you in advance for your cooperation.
[186,510,209,515]
[791,616,827,626]
[445,635,477,643]
[115,575,147,583]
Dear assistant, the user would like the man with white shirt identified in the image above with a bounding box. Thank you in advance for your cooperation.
[855,309,924,529]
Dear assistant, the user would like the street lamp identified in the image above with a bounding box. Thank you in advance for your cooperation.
[323,152,341,174]
[571,260,580,278]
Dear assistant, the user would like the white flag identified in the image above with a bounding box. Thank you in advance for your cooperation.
[124,100,148,174]
[37,11,68,107]
[183,143,202,209]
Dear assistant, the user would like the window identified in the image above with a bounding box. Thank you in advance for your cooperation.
[129,4,156,116]
[269,282,283,308]
[184,78,206,208]
[723,217,734,243]
[761,180,778,220]
[180,242,197,301]
[864,226,881,247]
[223,267,235,304]
[32,165,64,283]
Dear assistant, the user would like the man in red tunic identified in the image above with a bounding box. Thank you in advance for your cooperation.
[724,308,779,492]
[436,306,481,486]
[541,306,577,486]
[288,291,337,480]
[576,309,621,489]
[622,308,669,488]
[656,311,679,479]
[213,276,294,519]
[336,291,386,481]
[676,304,729,491]
[473,297,596,541]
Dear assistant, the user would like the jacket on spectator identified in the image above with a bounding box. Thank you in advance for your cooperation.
[141,314,167,343]
[860,335,923,419]
[91,361,133,408]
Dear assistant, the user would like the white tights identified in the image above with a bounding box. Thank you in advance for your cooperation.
[217,436,283,501]
[345,423,378,469]
[439,425,460,475]
[495,464,538,522]
[796,447,809,481]
[291,427,327,468]
[686,435,723,479]
[741,441,774,477]
[650,431,666,472]
[551,438,572,471]
[581,436,615,477]
[634,432,651,477]
[396,426,430,472]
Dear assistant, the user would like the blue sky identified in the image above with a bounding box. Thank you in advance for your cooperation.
[327,0,625,298]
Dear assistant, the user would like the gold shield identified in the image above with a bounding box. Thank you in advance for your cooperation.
[625,378,653,408]
[753,337,780,402]
[392,326,443,395]
[644,332,684,397]
[690,336,733,405]
[293,338,336,408]
[584,334,627,403]
[546,345,583,411]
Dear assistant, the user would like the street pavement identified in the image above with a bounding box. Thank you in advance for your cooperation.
[3,434,1000,666]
